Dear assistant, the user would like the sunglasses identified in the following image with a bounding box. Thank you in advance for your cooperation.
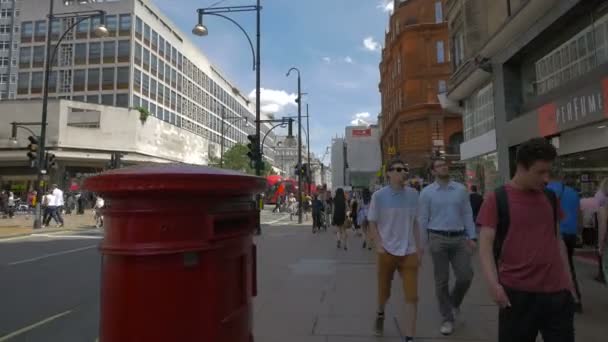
[389,167,408,173]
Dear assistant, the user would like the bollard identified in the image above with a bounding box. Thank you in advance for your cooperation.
[85,164,265,342]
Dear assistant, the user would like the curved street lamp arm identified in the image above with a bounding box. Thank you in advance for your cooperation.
[286,67,300,77]
[49,15,101,70]
[260,121,287,155]
[14,125,38,138]
[202,12,256,71]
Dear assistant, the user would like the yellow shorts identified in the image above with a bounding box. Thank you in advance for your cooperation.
[377,251,419,304]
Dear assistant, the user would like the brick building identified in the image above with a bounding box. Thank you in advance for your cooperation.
[379,0,463,176]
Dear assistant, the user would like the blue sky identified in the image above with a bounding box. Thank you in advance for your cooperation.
[153,0,394,159]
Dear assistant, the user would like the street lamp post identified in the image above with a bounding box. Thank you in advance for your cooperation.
[286,67,302,224]
[33,2,108,229]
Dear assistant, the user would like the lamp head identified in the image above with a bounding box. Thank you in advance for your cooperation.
[192,23,208,36]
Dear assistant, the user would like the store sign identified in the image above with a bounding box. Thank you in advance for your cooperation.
[387,146,396,155]
[538,77,608,136]
[352,128,372,137]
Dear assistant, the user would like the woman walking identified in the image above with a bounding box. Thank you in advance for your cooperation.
[333,188,348,250]
[359,188,372,250]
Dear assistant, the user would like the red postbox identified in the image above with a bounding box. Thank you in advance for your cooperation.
[84,164,265,342]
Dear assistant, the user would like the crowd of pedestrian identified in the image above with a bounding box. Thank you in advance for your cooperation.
[293,137,607,342]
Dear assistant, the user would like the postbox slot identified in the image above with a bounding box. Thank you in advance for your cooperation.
[213,214,252,237]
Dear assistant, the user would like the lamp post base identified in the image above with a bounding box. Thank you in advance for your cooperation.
[33,203,42,229]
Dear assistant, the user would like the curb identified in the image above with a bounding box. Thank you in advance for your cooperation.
[0,226,96,241]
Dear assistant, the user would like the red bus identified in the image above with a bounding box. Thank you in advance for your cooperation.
[265,176,298,204]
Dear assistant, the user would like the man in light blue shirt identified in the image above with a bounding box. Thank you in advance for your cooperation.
[418,158,476,336]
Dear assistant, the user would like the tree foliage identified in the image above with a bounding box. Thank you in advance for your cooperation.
[209,143,274,176]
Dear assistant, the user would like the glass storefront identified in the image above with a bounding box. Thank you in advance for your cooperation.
[465,152,500,195]
[559,147,608,197]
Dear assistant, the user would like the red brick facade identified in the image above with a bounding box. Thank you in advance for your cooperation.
[379,0,463,173]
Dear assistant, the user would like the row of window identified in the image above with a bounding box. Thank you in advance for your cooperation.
[19,40,130,69]
[463,84,494,142]
[20,14,132,44]
[134,15,252,120]
[535,13,608,95]
[17,67,130,95]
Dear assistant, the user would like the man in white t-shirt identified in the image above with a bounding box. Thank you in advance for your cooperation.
[368,159,423,342]
[51,184,65,227]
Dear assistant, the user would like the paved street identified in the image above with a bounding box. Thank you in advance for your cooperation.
[0,209,606,341]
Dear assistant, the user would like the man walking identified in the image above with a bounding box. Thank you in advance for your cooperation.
[469,185,484,223]
[369,159,422,342]
[547,171,582,313]
[51,184,65,227]
[418,158,476,335]
[477,138,576,342]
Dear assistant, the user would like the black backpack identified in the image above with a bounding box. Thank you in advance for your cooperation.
[493,185,559,265]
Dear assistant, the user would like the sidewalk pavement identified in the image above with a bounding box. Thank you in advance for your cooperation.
[254,224,608,342]
[0,211,96,239]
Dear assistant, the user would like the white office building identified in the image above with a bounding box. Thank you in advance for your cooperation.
[0,0,275,192]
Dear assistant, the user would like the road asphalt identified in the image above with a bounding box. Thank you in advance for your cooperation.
[0,209,606,342]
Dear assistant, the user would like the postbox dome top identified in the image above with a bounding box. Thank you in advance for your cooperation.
[84,163,266,195]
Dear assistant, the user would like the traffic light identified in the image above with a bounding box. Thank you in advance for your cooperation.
[26,136,38,164]
[247,134,259,167]
[46,152,56,169]
[294,163,301,176]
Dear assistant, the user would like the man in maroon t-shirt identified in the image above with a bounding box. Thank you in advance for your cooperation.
[477,138,576,342]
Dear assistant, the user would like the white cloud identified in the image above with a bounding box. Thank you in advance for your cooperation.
[378,0,394,13]
[344,56,353,64]
[322,56,332,64]
[248,88,297,117]
[363,37,380,52]
[350,112,376,126]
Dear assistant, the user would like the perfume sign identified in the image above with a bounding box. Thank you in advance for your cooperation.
[538,77,608,136]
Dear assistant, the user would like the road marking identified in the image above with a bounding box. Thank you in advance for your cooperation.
[7,245,98,266]
[263,215,291,225]
[0,310,72,342]
[31,234,102,240]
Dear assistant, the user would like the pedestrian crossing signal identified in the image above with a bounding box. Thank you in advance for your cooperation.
[26,136,38,162]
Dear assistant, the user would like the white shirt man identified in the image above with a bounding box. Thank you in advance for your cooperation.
[52,186,64,207]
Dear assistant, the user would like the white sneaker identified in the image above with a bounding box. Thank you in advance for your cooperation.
[440,321,454,335]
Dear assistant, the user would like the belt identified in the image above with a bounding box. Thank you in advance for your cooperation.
[428,229,465,237]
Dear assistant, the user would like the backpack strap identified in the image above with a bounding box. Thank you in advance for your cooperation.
[543,188,558,235]
[493,185,510,266]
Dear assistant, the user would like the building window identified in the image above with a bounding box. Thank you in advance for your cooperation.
[133,68,141,93]
[134,42,142,66]
[158,36,165,58]
[150,78,157,100]
[117,66,129,89]
[435,1,443,23]
[103,41,116,63]
[143,23,150,46]
[87,68,100,91]
[151,54,157,76]
[73,69,86,91]
[117,40,130,63]
[0,8,12,18]
[90,16,101,36]
[133,94,141,107]
[50,18,61,41]
[158,59,165,80]
[32,46,45,68]
[75,43,87,65]
[0,24,10,34]
[19,46,31,68]
[17,72,29,94]
[89,42,101,64]
[116,93,129,108]
[135,16,142,40]
[106,15,117,37]
[48,71,57,93]
[158,83,165,104]
[21,22,33,43]
[119,14,131,37]
[76,18,89,39]
[164,64,171,84]
[86,94,100,104]
[171,68,177,88]
[438,80,447,93]
[102,94,114,106]
[463,84,494,141]
[535,15,608,95]
[102,67,114,90]
[142,73,149,96]
[436,41,445,63]
[33,20,46,42]
[177,73,182,92]
[143,48,150,71]
[151,30,158,52]
[453,32,465,69]
[165,41,171,61]
[31,72,43,94]
[171,90,177,110]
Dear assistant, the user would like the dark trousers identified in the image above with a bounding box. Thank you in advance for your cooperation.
[43,206,64,226]
[499,288,574,342]
[312,211,322,229]
[561,234,582,301]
